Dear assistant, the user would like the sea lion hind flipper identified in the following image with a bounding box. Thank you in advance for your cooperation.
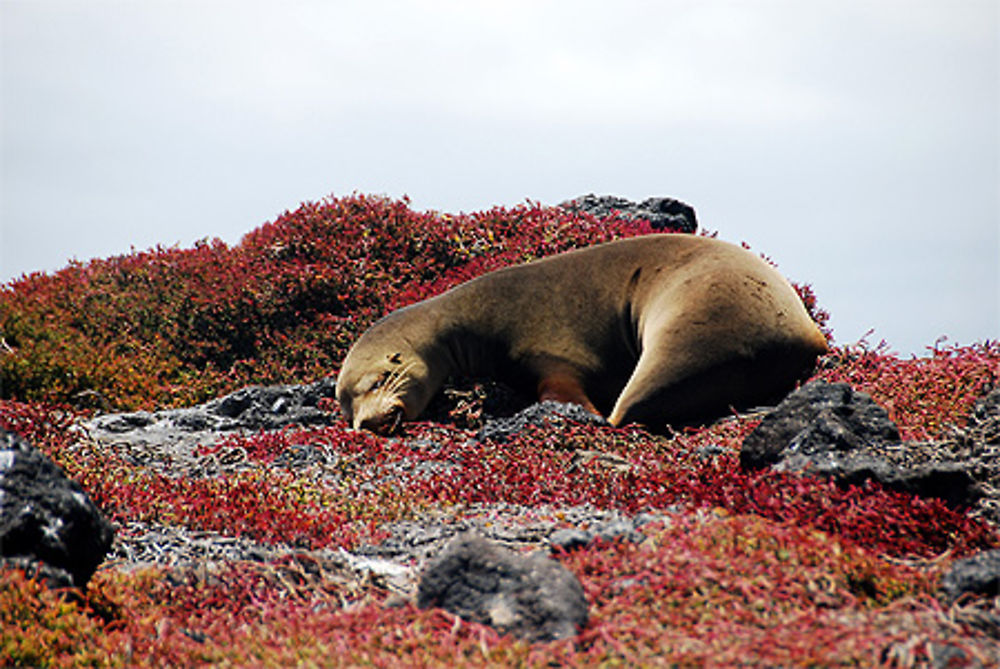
[607,345,684,427]
[534,365,602,417]
[608,337,821,429]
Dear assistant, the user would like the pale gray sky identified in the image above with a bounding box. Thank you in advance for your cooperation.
[2,0,998,356]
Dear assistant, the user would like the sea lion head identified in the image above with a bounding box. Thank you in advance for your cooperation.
[335,317,442,434]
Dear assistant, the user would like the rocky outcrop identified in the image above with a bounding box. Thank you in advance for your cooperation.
[81,378,339,457]
[740,381,982,508]
[970,387,1000,425]
[560,194,698,233]
[943,387,1000,522]
[1,429,114,589]
[416,533,588,641]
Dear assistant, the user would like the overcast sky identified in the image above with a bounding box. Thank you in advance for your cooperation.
[2,1,997,356]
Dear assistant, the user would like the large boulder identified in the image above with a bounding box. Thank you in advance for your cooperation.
[0,429,115,589]
[417,533,588,641]
[740,381,981,507]
[741,381,900,469]
[560,194,698,233]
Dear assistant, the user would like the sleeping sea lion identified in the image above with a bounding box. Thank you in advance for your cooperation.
[336,234,828,433]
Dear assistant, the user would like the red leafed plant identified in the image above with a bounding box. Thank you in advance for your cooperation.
[0,195,659,411]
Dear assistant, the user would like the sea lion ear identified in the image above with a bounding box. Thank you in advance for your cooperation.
[389,352,402,364]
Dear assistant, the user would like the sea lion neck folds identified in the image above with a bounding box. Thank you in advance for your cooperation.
[335,234,828,434]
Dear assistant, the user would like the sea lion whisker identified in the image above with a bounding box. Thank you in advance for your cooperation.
[385,360,417,395]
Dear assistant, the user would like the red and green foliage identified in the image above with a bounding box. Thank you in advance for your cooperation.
[818,340,1000,440]
[1,194,997,666]
[0,195,663,411]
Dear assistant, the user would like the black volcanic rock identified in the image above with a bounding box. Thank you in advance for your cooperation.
[0,429,115,589]
[741,381,900,470]
[560,194,698,233]
[417,533,588,641]
[740,381,981,507]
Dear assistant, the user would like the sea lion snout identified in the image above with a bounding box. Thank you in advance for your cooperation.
[340,391,406,434]
[341,399,402,434]
[354,404,404,434]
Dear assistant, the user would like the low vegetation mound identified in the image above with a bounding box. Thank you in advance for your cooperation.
[1,195,674,410]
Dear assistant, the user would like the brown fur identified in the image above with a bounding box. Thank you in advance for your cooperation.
[336,234,828,433]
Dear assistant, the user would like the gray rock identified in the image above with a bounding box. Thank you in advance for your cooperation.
[417,533,588,641]
[878,461,981,508]
[549,515,648,553]
[548,528,595,552]
[593,517,646,544]
[198,378,338,430]
[970,387,1000,437]
[355,504,662,570]
[0,429,115,589]
[775,452,981,507]
[928,643,982,669]
[477,400,609,442]
[560,194,698,233]
[941,549,1000,603]
[694,443,728,459]
[97,411,156,432]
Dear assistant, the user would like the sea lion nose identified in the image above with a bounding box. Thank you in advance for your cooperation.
[358,406,403,434]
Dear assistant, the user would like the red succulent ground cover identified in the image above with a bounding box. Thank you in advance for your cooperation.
[1,514,974,667]
[2,194,999,666]
[818,340,1000,441]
